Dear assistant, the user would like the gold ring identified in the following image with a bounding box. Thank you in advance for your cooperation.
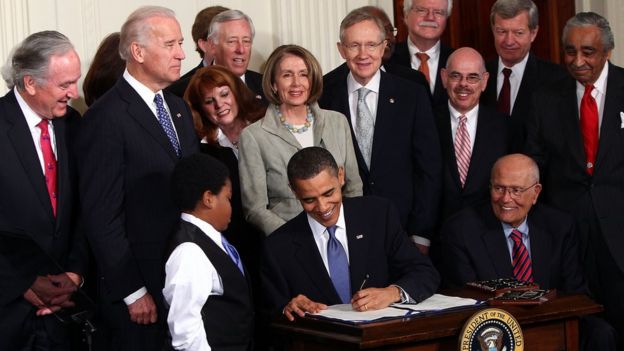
[364,304,368,311]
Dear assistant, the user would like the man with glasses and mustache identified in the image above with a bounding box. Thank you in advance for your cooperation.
[433,47,509,234]
[390,0,454,107]
[319,7,442,256]
[525,12,624,346]
[438,153,617,350]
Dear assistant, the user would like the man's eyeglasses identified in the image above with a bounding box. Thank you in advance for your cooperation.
[410,6,447,18]
[447,72,484,84]
[342,40,386,53]
[490,182,539,198]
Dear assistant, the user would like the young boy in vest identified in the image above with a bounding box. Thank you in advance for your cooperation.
[164,153,253,350]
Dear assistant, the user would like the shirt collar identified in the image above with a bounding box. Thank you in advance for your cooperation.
[346,69,381,96]
[448,101,479,121]
[14,87,49,129]
[307,203,347,238]
[407,38,441,63]
[497,53,529,78]
[180,212,224,248]
[501,217,530,238]
[123,69,164,108]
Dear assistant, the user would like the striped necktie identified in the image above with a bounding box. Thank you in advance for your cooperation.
[454,115,471,187]
[511,229,533,282]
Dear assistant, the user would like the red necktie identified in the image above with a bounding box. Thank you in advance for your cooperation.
[416,52,430,84]
[511,229,533,282]
[497,68,512,115]
[580,84,599,174]
[454,115,471,187]
[38,120,57,217]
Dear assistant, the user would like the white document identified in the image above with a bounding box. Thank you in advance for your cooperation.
[311,294,479,323]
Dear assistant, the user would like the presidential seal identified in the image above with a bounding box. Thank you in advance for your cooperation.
[459,308,523,351]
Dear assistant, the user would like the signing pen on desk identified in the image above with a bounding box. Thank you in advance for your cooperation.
[359,274,370,290]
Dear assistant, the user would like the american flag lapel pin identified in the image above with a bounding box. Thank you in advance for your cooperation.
[389,98,395,104]
[176,113,182,118]
[356,234,364,239]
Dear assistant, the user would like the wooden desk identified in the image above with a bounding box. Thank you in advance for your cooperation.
[271,293,602,350]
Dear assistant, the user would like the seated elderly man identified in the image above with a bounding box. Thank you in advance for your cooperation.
[261,147,439,321]
[438,153,616,350]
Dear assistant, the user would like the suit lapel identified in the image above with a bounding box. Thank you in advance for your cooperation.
[291,215,340,303]
[436,105,463,190]
[117,80,179,161]
[595,63,624,172]
[51,117,69,227]
[464,108,490,192]
[559,79,587,171]
[5,92,55,220]
[513,54,538,116]
[526,214,551,287]
[260,105,302,149]
[343,201,368,294]
[480,208,514,278]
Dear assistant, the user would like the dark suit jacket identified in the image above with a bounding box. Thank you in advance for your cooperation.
[319,69,442,238]
[0,90,87,348]
[389,41,454,107]
[261,196,439,315]
[525,62,624,274]
[166,61,204,97]
[76,78,199,317]
[244,69,266,104]
[434,104,510,228]
[482,53,567,151]
[438,203,586,293]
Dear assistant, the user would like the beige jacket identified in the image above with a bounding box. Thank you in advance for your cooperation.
[239,102,363,235]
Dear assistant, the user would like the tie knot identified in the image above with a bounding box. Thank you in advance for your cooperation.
[327,225,337,239]
[583,84,595,97]
[37,119,50,132]
[510,229,523,243]
[154,93,164,106]
[357,87,370,101]
[502,67,512,78]
[458,115,467,124]
[416,52,429,62]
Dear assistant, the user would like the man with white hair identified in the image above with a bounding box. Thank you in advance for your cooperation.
[75,6,199,350]
[390,0,454,107]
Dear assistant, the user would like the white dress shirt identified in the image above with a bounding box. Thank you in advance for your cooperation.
[215,129,240,159]
[576,61,608,133]
[496,54,529,114]
[163,213,229,351]
[347,70,381,138]
[14,87,57,173]
[449,103,479,152]
[408,39,441,93]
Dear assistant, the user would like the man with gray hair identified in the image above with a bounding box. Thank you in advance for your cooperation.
[207,9,265,102]
[526,12,624,345]
[389,0,454,107]
[0,30,87,350]
[75,6,199,350]
[319,7,441,256]
[481,0,566,151]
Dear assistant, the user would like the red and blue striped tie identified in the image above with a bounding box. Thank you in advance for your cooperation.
[511,229,533,282]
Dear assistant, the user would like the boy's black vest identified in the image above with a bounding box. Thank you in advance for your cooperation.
[167,220,253,350]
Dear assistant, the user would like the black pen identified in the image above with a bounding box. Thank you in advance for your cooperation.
[359,274,370,290]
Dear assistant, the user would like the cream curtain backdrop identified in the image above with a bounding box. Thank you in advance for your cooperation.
[0,0,393,109]
[0,0,621,107]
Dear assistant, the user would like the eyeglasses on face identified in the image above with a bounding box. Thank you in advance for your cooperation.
[447,72,483,84]
[490,182,538,198]
[410,6,447,18]
[342,40,386,53]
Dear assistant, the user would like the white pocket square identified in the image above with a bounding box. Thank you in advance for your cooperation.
[620,112,624,128]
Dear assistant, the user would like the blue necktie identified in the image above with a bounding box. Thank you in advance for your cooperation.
[153,94,181,157]
[327,225,351,303]
[221,235,244,275]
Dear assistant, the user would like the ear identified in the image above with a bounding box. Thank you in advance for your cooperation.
[481,71,490,92]
[130,42,145,63]
[23,75,37,96]
[197,38,209,56]
[440,68,448,89]
[207,38,218,58]
[532,183,542,204]
[202,190,216,209]
[337,42,347,60]
[338,167,345,187]
[529,25,539,43]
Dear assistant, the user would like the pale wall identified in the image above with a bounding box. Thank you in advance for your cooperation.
[0,0,621,105]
